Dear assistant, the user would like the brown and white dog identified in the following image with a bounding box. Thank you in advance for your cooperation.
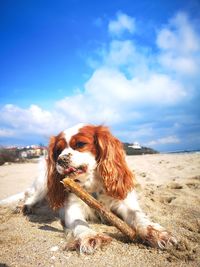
[23,123,177,253]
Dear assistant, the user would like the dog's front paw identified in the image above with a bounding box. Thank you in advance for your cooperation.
[64,233,112,254]
[22,204,34,215]
[142,225,177,249]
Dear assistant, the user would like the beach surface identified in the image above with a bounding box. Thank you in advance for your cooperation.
[0,153,200,267]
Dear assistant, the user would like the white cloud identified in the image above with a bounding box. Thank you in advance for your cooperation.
[157,12,200,75]
[105,40,136,66]
[54,66,187,129]
[131,73,186,104]
[146,136,180,146]
[0,104,68,136]
[4,70,182,137]
[115,124,155,142]
[108,12,135,36]
[0,128,15,137]
[157,12,199,52]
[158,53,198,75]
[85,68,186,106]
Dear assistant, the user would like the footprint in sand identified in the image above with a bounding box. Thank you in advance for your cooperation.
[185,175,200,189]
[185,182,200,189]
[159,196,177,204]
[167,182,183,189]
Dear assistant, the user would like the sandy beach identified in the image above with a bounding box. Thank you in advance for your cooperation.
[0,153,200,267]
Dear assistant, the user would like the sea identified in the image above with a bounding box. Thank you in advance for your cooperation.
[162,149,200,154]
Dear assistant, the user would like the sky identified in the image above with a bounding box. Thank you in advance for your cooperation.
[0,0,200,152]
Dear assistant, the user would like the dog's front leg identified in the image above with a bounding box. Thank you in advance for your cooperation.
[62,194,111,254]
[112,190,177,249]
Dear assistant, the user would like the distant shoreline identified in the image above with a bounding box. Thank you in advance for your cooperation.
[160,149,200,154]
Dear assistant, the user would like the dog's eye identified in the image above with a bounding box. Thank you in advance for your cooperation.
[76,142,87,148]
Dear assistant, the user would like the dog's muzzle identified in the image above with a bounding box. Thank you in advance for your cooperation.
[57,154,88,176]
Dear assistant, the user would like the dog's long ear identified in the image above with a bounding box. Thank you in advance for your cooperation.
[95,126,134,200]
[47,136,66,210]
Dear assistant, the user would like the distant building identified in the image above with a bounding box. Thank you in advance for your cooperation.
[128,142,142,150]
[20,151,28,158]
[18,145,47,158]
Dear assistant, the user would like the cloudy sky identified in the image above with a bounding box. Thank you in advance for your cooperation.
[1,0,200,151]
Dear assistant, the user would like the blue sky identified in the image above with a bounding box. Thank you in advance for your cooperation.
[0,0,200,151]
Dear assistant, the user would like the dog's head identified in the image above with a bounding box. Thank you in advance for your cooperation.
[47,124,134,209]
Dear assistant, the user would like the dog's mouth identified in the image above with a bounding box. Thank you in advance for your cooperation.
[63,164,88,176]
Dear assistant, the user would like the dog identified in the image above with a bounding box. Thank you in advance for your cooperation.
[22,123,177,253]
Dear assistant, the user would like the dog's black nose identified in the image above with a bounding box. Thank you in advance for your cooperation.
[57,153,72,167]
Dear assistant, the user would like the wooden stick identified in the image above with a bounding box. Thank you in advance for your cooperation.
[62,177,136,241]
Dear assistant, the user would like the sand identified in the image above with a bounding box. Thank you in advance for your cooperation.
[0,162,38,200]
[0,153,200,267]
